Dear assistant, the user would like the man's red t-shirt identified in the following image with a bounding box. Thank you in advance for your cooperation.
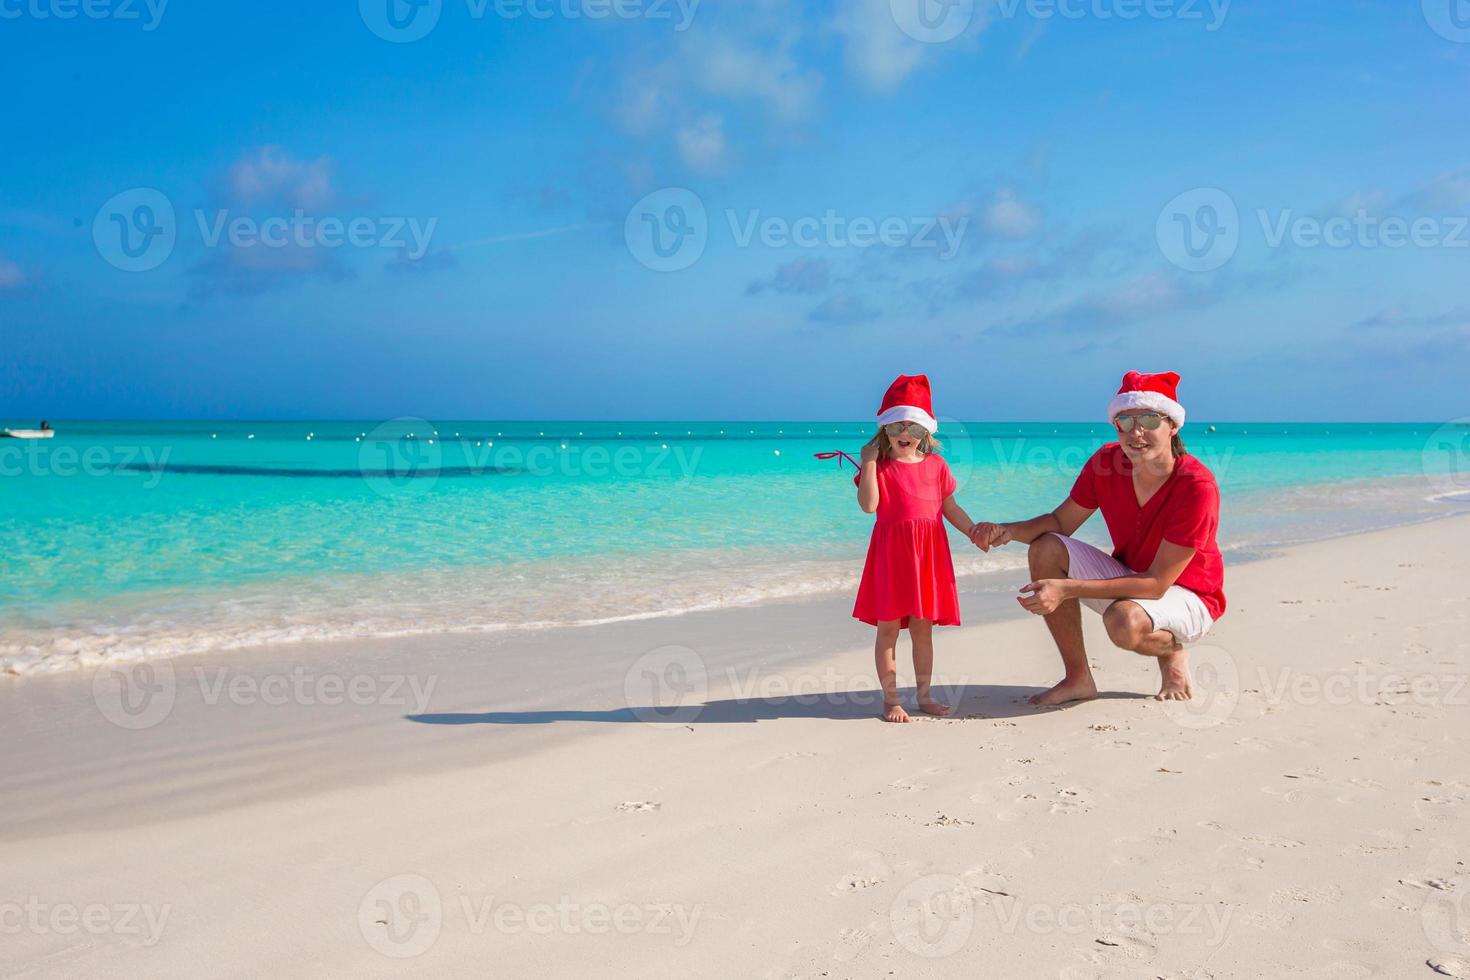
[1068,444,1226,620]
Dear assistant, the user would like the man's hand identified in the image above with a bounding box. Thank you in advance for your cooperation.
[859,438,880,465]
[1017,579,1067,616]
[970,522,1013,551]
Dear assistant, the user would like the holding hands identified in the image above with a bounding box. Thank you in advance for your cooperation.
[968,522,1014,551]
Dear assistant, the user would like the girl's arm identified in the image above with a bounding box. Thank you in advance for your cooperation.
[857,439,880,513]
[941,494,976,539]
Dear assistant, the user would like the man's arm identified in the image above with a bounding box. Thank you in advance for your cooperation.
[972,498,1094,550]
[1018,539,1197,615]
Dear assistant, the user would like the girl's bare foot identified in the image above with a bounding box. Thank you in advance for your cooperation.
[1028,675,1099,707]
[883,701,912,723]
[918,699,950,717]
[1156,650,1193,701]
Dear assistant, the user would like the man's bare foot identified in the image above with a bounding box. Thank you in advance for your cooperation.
[1156,649,1193,701]
[883,701,912,723]
[917,699,950,717]
[1028,675,1098,707]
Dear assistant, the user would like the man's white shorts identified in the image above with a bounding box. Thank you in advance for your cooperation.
[1049,533,1215,645]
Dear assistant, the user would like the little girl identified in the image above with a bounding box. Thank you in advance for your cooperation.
[854,374,981,723]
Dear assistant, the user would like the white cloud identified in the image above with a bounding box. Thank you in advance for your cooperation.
[227,146,335,210]
[1413,169,1470,210]
[983,189,1042,239]
[0,257,24,289]
[695,39,821,122]
[831,0,928,92]
[677,114,728,173]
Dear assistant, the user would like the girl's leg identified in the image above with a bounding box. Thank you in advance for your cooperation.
[874,620,909,723]
[909,618,950,716]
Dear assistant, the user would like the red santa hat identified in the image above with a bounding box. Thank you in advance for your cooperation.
[1107,371,1186,428]
[876,374,938,434]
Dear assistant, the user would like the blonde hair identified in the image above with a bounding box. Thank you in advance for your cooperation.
[875,426,941,458]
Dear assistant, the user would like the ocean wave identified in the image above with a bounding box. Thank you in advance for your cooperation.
[0,548,1031,676]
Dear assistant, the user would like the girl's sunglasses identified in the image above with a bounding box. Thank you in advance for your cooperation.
[1114,413,1167,433]
[883,421,929,438]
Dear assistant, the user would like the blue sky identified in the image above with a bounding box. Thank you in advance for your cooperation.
[1,0,1467,421]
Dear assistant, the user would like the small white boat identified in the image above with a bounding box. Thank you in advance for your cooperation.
[0,429,55,439]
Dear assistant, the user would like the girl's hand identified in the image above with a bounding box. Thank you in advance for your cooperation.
[970,522,1013,551]
[859,438,880,465]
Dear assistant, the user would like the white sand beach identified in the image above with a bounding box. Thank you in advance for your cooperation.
[2,516,1468,979]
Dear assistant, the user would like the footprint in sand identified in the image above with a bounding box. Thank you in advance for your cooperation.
[832,851,892,896]
[926,814,975,828]
[1353,830,1409,857]
[616,800,661,812]
[1270,884,1344,905]
[1093,932,1158,960]
[889,777,926,792]
[834,874,882,893]
[1050,787,1093,815]
[833,926,873,962]
[1429,955,1470,978]
[1239,833,1304,849]
[1241,909,1294,931]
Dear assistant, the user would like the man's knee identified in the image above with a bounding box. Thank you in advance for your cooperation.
[1103,601,1152,651]
[1027,533,1069,575]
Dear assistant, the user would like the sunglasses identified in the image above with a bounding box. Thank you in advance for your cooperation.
[1114,413,1167,433]
[883,421,929,439]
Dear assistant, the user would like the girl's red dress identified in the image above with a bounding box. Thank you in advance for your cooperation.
[852,453,961,628]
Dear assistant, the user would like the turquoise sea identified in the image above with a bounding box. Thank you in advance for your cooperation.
[2,419,1468,674]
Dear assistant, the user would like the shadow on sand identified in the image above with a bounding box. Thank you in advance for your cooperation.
[406,685,1151,726]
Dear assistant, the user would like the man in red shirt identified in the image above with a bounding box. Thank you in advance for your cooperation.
[971,371,1226,706]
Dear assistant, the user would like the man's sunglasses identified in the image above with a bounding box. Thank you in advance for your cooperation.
[883,421,929,438]
[1114,413,1167,433]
